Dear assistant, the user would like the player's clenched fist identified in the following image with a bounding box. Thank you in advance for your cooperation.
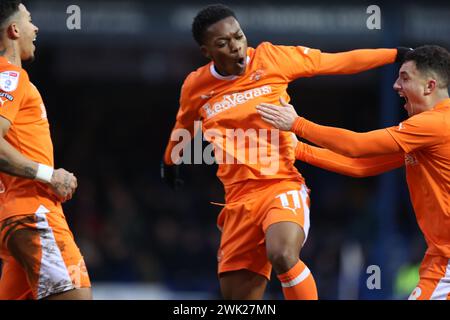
[49,168,78,202]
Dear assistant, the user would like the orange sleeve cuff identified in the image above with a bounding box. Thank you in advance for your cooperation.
[292,117,306,137]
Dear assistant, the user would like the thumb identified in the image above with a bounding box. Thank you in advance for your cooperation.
[279,96,289,106]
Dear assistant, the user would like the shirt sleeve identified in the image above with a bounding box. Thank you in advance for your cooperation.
[0,69,29,124]
[262,42,396,81]
[292,117,402,157]
[295,141,404,178]
[163,75,199,165]
[386,111,448,154]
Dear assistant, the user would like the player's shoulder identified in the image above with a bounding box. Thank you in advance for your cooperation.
[182,63,210,88]
[433,99,450,131]
[0,64,29,94]
[254,41,315,58]
[419,101,450,121]
[403,104,449,134]
[255,41,277,49]
[254,41,277,53]
[181,61,222,97]
[0,59,28,75]
[251,42,283,62]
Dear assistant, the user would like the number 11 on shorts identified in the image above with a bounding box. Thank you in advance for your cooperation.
[276,190,302,214]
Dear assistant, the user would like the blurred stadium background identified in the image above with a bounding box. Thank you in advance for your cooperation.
[9,0,450,299]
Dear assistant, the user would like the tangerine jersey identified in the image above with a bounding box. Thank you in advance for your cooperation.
[0,57,61,221]
[164,42,396,200]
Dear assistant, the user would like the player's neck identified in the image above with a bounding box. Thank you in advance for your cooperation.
[422,91,450,111]
[214,65,233,77]
[0,43,22,68]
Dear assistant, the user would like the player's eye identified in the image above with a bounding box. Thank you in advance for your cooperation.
[235,34,244,40]
[216,42,226,48]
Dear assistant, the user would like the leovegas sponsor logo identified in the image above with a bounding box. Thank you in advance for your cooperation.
[203,85,272,119]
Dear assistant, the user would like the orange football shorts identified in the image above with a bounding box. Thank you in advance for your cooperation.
[408,254,450,300]
[217,179,311,280]
[0,205,91,300]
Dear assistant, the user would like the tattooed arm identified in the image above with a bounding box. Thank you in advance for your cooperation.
[0,116,77,202]
[0,116,39,178]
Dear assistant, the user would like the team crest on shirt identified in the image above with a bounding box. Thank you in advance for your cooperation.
[0,71,20,92]
[249,69,265,82]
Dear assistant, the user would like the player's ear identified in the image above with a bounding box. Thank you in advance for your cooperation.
[424,79,436,95]
[6,22,20,40]
[200,45,212,60]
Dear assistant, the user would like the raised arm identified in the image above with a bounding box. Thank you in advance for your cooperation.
[315,48,398,75]
[295,141,404,178]
[260,43,410,81]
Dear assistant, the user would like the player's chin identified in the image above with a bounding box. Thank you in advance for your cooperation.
[22,54,36,65]
[236,66,246,75]
[231,64,246,76]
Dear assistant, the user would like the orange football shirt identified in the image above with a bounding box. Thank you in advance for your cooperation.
[0,57,61,221]
[387,98,450,257]
[164,42,396,200]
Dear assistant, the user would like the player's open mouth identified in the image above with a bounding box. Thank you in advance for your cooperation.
[236,57,245,68]
[399,92,410,109]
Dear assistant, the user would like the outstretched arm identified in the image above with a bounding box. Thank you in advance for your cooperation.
[267,43,410,81]
[315,48,398,75]
[256,98,401,157]
[296,141,404,178]
[292,117,401,157]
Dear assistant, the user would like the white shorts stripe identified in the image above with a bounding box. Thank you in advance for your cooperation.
[430,258,450,300]
[35,205,74,299]
[281,266,311,288]
[299,186,310,245]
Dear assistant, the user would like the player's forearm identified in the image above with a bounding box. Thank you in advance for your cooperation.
[163,119,196,165]
[296,142,404,177]
[0,136,39,179]
[318,48,397,75]
[292,117,400,157]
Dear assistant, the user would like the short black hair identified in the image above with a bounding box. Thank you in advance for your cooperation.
[192,4,237,46]
[0,0,20,28]
[404,45,450,88]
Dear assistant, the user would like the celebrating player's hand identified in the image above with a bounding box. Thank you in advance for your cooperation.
[49,168,78,202]
[161,161,184,191]
[256,97,299,131]
[396,46,413,63]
